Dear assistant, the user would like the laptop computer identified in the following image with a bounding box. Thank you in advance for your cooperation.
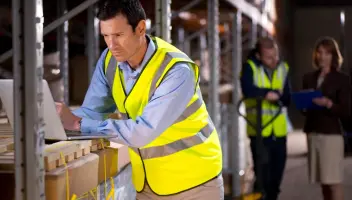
[0,79,117,141]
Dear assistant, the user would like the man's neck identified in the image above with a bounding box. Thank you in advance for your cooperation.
[127,36,148,69]
[263,64,278,71]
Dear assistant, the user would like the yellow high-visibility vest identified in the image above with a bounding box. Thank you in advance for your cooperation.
[104,36,222,195]
[244,59,289,137]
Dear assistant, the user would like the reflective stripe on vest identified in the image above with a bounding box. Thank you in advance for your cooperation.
[129,95,207,159]
[103,36,222,195]
[148,52,192,99]
[131,121,214,159]
[105,53,117,89]
[175,97,202,123]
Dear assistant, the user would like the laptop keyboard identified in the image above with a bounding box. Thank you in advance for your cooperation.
[65,130,82,136]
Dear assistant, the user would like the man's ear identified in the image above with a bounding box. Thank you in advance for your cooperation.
[136,20,146,36]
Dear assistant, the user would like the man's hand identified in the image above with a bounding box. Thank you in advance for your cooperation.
[55,102,82,131]
[312,97,333,108]
[265,91,280,102]
[107,112,123,120]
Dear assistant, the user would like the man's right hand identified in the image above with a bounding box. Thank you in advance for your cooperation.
[55,102,81,131]
[265,91,280,102]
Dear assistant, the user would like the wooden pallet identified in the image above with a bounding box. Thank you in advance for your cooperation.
[0,123,13,136]
[0,136,112,172]
[0,136,13,153]
[0,151,14,171]
[91,139,110,151]
[44,140,92,171]
[0,136,16,170]
[43,139,112,171]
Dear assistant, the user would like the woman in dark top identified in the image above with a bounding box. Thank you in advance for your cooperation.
[302,36,350,200]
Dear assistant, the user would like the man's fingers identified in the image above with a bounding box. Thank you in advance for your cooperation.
[108,113,123,119]
[54,102,65,116]
[55,104,61,111]
[54,102,64,107]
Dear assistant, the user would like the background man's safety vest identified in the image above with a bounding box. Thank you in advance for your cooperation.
[244,59,289,137]
[103,36,222,195]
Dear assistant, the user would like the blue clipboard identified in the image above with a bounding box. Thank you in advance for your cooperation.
[292,90,323,110]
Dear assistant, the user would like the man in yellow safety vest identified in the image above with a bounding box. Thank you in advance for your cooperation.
[240,37,292,200]
[55,0,224,199]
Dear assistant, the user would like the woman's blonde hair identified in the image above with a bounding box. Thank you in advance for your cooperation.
[312,36,343,71]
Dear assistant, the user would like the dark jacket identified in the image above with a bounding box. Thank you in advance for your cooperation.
[240,55,291,107]
[302,70,351,134]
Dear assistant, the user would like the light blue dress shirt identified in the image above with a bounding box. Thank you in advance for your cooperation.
[72,36,196,148]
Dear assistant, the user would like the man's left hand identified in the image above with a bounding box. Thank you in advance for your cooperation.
[55,102,82,131]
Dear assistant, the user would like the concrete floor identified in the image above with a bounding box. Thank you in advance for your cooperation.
[279,131,352,200]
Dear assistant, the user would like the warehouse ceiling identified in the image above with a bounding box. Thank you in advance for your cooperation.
[295,0,352,7]
[0,0,348,60]
[1,0,352,15]
[0,0,235,20]
[0,0,255,43]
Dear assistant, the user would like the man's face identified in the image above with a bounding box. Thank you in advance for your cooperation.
[100,14,144,62]
[258,47,279,69]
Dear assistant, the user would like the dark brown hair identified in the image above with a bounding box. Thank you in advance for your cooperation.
[254,37,278,55]
[312,36,343,71]
[97,0,146,32]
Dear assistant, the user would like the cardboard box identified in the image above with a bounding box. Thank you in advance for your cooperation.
[93,143,130,184]
[0,153,99,200]
[94,147,118,184]
[45,153,99,200]
[110,143,130,172]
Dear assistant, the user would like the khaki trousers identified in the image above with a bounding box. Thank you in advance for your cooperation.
[136,175,224,200]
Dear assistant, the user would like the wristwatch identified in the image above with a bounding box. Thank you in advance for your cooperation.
[77,118,82,131]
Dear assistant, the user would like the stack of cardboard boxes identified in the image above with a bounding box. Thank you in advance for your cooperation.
[0,126,130,200]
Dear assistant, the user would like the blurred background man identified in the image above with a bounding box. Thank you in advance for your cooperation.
[240,37,292,200]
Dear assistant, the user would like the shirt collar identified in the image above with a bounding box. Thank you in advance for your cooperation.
[118,35,155,73]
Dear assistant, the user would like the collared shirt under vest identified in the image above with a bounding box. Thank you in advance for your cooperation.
[244,59,289,137]
[103,36,223,195]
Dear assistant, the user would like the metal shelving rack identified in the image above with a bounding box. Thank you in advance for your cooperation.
[6,0,274,199]
[12,0,45,199]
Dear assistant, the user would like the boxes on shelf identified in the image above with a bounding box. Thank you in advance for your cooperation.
[92,141,130,184]
[0,136,102,200]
